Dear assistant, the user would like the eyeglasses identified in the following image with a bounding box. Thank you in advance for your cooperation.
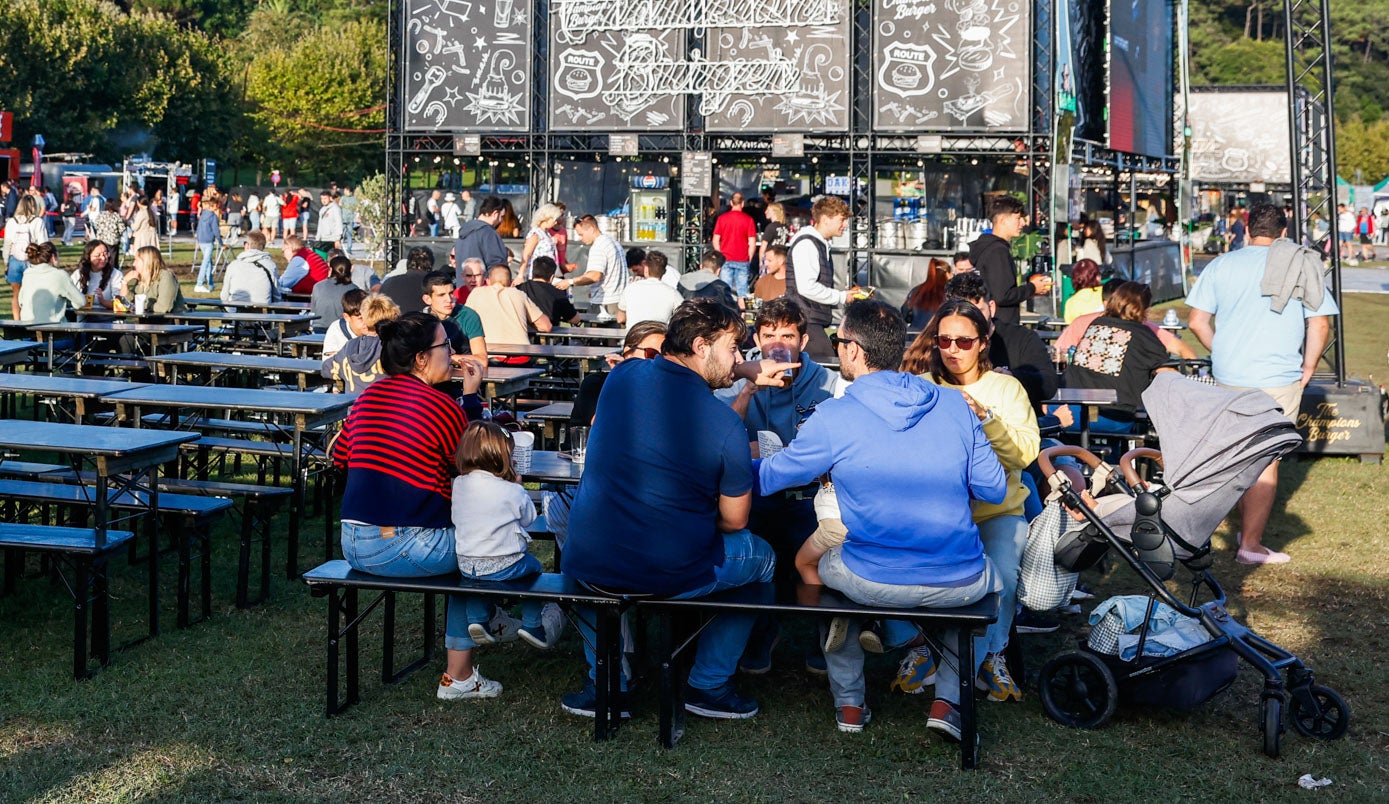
[936,335,981,350]
[424,341,453,354]
[623,346,660,359]
[830,335,860,350]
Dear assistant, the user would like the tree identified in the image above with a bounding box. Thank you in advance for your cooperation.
[0,0,238,161]
[242,18,387,180]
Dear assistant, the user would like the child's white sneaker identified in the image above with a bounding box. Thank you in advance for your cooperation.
[437,668,502,700]
[468,608,521,645]
[519,603,566,649]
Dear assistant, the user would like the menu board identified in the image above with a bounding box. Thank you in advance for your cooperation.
[549,1,686,130]
[703,0,852,132]
[872,0,1031,132]
[401,0,533,132]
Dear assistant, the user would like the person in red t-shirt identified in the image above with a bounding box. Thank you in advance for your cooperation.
[712,192,758,298]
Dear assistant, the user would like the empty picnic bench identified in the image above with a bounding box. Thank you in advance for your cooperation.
[0,522,136,679]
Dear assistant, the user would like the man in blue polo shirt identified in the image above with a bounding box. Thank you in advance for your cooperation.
[562,299,790,720]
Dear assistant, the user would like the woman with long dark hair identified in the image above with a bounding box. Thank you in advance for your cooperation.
[1061,281,1171,434]
[896,298,1038,702]
[332,311,495,700]
[71,240,123,309]
[1077,219,1107,265]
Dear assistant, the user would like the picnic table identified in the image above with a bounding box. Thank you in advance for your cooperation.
[1046,387,1119,449]
[30,321,201,372]
[284,332,325,359]
[0,373,144,423]
[470,366,544,411]
[0,320,35,340]
[0,419,199,635]
[488,342,611,383]
[146,351,326,391]
[522,402,574,447]
[521,450,585,485]
[536,327,626,346]
[576,313,621,327]
[161,311,317,354]
[185,298,311,315]
[101,384,357,577]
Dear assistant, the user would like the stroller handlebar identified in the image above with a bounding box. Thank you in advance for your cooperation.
[1120,448,1164,489]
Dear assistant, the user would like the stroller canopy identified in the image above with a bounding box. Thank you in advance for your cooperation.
[1102,373,1303,556]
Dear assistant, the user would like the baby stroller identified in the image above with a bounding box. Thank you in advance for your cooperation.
[1033,374,1350,757]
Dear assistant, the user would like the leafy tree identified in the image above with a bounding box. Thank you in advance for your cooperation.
[242,18,386,181]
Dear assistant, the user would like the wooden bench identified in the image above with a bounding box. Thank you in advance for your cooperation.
[301,560,629,738]
[300,561,998,768]
[642,584,999,770]
[0,463,292,610]
[0,478,233,628]
[0,523,136,679]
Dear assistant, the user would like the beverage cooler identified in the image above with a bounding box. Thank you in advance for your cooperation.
[629,175,670,242]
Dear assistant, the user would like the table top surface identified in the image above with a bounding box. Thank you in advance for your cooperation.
[146,352,323,373]
[522,450,584,483]
[540,327,625,342]
[101,384,357,414]
[482,366,546,382]
[164,311,317,324]
[489,342,612,358]
[524,402,574,420]
[31,321,202,335]
[284,333,325,346]
[0,419,199,454]
[0,373,146,397]
[575,314,621,327]
[187,299,311,313]
[1048,388,1119,404]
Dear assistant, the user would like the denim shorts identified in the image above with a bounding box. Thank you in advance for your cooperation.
[6,256,26,284]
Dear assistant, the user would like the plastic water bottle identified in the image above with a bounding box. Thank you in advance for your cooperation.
[1067,346,1077,364]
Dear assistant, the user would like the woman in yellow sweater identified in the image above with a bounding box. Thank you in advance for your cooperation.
[900,298,1039,702]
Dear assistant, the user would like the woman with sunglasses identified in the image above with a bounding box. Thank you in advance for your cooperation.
[897,298,1039,703]
[333,311,493,699]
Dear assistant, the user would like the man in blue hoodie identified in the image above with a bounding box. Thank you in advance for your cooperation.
[717,297,845,673]
[759,299,1006,738]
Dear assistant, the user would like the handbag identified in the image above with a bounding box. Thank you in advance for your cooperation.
[1017,501,1081,611]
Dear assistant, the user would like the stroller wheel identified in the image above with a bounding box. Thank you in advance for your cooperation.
[1261,694,1285,758]
[1039,651,1118,729]
[1289,685,1350,741]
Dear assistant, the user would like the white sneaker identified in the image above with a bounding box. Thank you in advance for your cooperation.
[468,608,521,645]
[436,668,502,700]
[519,602,566,649]
[194,284,210,293]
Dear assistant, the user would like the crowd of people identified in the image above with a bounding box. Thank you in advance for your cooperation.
[1,177,1332,733]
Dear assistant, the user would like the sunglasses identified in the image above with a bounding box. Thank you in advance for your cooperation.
[936,335,981,350]
[623,346,660,359]
[830,335,860,349]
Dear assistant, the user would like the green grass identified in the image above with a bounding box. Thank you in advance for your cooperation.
[0,253,1386,800]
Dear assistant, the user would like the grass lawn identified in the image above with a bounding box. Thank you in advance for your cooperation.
[0,249,1386,800]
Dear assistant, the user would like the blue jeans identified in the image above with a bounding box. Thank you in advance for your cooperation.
[459,552,544,632]
[196,242,216,287]
[818,545,998,707]
[340,521,474,651]
[720,260,750,298]
[430,222,440,237]
[342,223,354,254]
[571,529,775,690]
[975,514,1027,667]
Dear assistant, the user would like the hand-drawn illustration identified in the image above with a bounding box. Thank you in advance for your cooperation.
[1184,91,1291,184]
[402,0,531,132]
[873,0,1030,132]
[550,0,848,131]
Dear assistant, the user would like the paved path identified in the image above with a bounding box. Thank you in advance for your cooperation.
[1341,266,1389,294]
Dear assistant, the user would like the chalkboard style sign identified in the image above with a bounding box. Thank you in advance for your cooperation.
[872,0,1031,132]
[703,0,852,132]
[550,1,686,130]
[401,0,533,132]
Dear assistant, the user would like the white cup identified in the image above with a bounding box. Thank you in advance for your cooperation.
[134,294,148,316]
[512,430,534,473]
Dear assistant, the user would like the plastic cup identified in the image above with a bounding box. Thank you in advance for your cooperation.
[134,294,148,315]
[568,426,590,464]
[512,430,534,474]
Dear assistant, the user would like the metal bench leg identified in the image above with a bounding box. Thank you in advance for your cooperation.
[658,612,688,749]
[73,559,91,680]
[345,588,360,708]
[176,515,192,629]
[326,587,343,716]
[593,607,624,741]
[93,555,112,669]
[236,503,253,609]
[199,520,213,622]
[959,626,979,770]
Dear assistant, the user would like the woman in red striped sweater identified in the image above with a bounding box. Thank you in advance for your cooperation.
[332,311,497,699]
